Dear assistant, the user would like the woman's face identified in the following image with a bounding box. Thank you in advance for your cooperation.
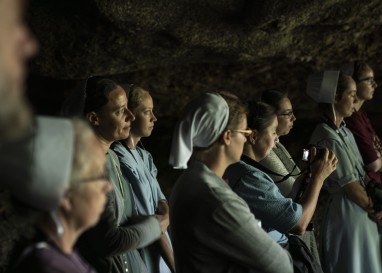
[335,77,358,119]
[276,97,296,136]
[95,86,135,142]
[356,65,377,101]
[131,92,157,138]
[253,115,279,161]
[68,136,112,230]
[229,115,248,163]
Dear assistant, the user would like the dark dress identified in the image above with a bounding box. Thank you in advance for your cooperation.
[12,242,96,273]
[346,109,382,183]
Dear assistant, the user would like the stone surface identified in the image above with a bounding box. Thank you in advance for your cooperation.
[28,0,382,79]
[26,0,382,196]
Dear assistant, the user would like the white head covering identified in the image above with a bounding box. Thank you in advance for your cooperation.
[0,116,74,211]
[306,71,340,103]
[169,92,229,169]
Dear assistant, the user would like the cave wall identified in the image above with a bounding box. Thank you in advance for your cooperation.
[26,0,382,196]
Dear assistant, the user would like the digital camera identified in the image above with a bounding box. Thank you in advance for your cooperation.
[301,146,326,162]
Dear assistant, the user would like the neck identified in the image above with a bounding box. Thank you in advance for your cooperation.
[324,109,343,128]
[355,100,365,111]
[193,148,229,178]
[96,135,112,154]
[41,213,80,254]
[243,143,261,162]
[126,133,141,149]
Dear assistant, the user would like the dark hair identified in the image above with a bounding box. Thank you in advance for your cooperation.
[352,61,370,82]
[247,101,276,133]
[335,72,353,99]
[260,89,288,111]
[218,91,247,130]
[83,76,119,114]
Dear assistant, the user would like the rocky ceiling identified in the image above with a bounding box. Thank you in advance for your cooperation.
[26,0,382,194]
[29,0,382,78]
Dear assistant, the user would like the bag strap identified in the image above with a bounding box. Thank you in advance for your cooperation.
[241,155,297,183]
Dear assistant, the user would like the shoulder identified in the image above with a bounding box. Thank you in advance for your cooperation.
[225,161,273,189]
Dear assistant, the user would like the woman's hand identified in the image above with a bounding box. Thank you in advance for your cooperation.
[310,147,337,183]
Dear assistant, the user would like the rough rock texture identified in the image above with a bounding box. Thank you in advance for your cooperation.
[29,0,382,78]
[26,0,382,196]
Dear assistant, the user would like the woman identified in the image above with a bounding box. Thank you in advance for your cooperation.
[11,117,112,273]
[307,70,382,273]
[344,61,382,183]
[223,101,336,273]
[258,90,299,196]
[258,89,320,261]
[169,92,293,273]
[76,77,163,273]
[112,86,175,273]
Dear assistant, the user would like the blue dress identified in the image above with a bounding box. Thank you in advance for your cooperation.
[224,158,302,245]
[309,122,382,273]
[112,142,171,273]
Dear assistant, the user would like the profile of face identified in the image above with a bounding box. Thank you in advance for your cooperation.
[0,0,38,139]
[66,135,112,230]
[90,86,135,143]
[252,115,279,161]
[356,65,377,101]
[228,115,248,163]
[335,76,358,118]
[276,97,296,136]
[131,92,157,138]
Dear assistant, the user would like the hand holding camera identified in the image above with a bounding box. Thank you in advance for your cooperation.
[306,146,338,183]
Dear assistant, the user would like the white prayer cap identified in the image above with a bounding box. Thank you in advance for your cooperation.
[306,71,340,103]
[0,116,74,211]
[169,93,229,169]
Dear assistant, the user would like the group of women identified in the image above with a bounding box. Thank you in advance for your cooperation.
[169,62,382,273]
[6,61,382,273]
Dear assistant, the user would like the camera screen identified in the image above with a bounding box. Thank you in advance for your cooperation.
[302,149,310,161]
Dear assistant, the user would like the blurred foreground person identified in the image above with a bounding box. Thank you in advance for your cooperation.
[169,92,293,273]
[9,117,112,273]
[0,0,37,140]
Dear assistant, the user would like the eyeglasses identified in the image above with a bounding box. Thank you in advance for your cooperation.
[75,170,110,184]
[232,129,254,137]
[278,110,294,119]
[358,77,376,85]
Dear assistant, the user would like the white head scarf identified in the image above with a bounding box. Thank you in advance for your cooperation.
[306,70,340,104]
[169,92,229,169]
[0,116,74,211]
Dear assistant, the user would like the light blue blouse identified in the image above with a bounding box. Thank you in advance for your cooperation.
[112,142,166,215]
[224,160,302,245]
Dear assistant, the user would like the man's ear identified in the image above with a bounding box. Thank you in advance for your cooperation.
[220,129,231,145]
[86,112,99,126]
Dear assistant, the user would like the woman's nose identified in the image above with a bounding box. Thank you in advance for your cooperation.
[125,108,135,121]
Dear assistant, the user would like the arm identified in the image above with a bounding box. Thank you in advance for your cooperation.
[366,158,382,173]
[343,181,373,213]
[290,148,337,235]
[80,193,162,257]
[155,200,175,273]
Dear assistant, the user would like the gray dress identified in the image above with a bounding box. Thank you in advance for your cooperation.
[310,123,382,273]
[170,159,293,273]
